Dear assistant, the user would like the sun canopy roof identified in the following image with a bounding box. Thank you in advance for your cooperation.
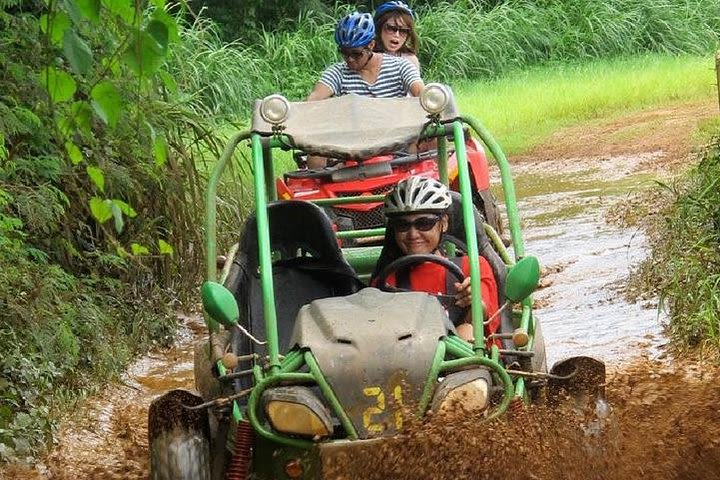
[251,94,459,159]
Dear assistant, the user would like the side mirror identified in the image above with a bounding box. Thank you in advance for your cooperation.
[504,256,540,303]
[201,281,239,327]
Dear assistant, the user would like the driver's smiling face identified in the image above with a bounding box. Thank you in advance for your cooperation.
[392,213,448,255]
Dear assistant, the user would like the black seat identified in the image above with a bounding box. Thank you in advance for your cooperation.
[225,200,363,374]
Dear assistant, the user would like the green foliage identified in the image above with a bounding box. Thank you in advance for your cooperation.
[0,249,174,461]
[0,0,244,462]
[636,136,720,350]
[168,0,720,118]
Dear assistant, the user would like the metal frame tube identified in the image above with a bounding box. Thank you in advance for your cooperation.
[460,116,524,259]
[251,134,281,372]
[452,121,485,353]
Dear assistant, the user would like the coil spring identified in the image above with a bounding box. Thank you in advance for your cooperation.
[509,396,525,414]
[225,420,253,480]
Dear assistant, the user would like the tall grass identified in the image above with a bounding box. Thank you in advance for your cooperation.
[454,54,716,154]
[420,0,720,82]
[168,0,720,118]
[635,136,720,351]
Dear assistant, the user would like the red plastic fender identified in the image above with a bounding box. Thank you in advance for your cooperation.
[466,138,490,191]
[276,178,294,200]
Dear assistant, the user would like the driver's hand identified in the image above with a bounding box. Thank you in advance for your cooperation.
[454,278,472,308]
[454,279,488,318]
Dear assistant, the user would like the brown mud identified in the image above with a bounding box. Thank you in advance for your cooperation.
[3,100,718,479]
[325,360,720,480]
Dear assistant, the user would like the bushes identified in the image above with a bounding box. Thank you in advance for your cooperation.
[0,246,175,460]
[635,135,720,350]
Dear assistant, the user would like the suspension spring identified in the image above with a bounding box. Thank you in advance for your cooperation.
[225,420,253,480]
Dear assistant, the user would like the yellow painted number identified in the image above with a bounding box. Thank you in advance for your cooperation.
[362,385,404,433]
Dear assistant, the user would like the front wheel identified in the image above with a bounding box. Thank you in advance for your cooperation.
[148,389,212,480]
[150,427,211,480]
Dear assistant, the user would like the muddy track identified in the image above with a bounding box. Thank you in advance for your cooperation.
[3,100,718,480]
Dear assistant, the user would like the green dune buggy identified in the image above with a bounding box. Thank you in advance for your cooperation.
[148,86,605,480]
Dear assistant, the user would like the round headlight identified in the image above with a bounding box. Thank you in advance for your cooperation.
[419,83,450,115]
[260,94,290,125]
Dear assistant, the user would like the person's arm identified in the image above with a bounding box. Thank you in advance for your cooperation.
[405,53,420,72]
[398,57,424,97]
[306,82,334,102]
[307,63,341,101]
[409,79,424,97]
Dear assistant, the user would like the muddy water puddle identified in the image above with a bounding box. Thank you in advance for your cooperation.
[508,153,668,367]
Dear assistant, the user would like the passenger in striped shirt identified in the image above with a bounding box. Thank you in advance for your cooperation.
[307,12,424,102]
[306,12,424,167]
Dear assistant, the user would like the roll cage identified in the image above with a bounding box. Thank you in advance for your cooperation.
[204,93,536,448]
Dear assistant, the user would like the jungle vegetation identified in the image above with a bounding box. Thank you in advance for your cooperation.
[0,0,718,463]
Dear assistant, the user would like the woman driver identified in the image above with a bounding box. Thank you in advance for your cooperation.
[371,176,500,345]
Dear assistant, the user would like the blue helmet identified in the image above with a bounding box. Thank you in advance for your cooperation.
[374,1,415,20]
[335,12,375,48]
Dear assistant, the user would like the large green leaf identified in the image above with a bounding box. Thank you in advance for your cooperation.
[158,239,173,256]
[101,0,136,24]
[131,243,149,255]
[64,141,83,165]
[63,29,93,76]
[89,197,112,223]
[122,24,168,77]
[86,165,105,192]
[41,67,77,103]
[151,9,178,44]
[112,199,137,217]
[74,0,101,23]
[90,81,122,128]
[39,11,71,46]
[146,19,169,51]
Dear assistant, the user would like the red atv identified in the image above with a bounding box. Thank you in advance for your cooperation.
[276,136,504,246]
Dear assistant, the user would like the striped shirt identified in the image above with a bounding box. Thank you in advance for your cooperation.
[319,54,421,98]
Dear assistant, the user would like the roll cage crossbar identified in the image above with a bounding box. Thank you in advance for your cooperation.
[205,116,535,447]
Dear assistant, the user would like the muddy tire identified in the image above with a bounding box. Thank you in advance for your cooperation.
[150,426,211,480]
[473,190,506,243]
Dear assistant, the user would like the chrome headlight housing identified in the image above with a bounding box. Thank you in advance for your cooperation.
[419,83,451,115]
[262,386,333,438]
[259,94,291,125]
[430,368,492,415]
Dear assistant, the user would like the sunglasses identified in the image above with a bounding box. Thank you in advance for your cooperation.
[383,24,411,35]
[338,47,368,61]
[390,215,442,233]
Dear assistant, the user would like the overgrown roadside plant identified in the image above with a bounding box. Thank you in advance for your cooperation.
[631,134,720,354]
[0,0,246,462]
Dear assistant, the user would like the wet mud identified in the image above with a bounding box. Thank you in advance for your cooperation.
[325,360,720,480]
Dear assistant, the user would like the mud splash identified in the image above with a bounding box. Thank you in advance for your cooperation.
[325,360,720,480]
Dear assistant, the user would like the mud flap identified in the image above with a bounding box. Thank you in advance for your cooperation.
[148,389,212,480]
[547,356,606,403]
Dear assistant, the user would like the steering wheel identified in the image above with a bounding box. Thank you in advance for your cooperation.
[374,254,465,307]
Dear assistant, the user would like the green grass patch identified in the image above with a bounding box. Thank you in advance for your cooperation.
[454,54,717,154]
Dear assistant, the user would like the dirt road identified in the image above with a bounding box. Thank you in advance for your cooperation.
[2,99,718,480]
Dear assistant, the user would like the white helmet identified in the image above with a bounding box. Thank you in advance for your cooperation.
[384,176,452,216]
